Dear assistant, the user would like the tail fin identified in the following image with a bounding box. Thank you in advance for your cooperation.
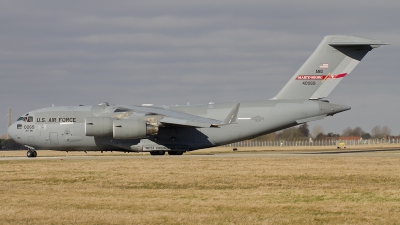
[274,35,387,100]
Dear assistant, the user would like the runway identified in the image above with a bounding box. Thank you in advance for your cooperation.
[1,148,400,161]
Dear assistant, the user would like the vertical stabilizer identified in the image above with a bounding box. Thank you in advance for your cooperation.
[274,35,387,100]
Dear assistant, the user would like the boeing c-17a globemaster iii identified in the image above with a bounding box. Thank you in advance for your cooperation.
[8,35,387,157]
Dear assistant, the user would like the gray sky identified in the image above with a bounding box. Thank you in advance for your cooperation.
[1,0,399,137]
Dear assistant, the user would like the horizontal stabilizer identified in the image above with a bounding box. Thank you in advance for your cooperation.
[329,38,389,47]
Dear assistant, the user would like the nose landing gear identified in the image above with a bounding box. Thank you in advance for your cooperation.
[27,150,37,158]
[25,145,37,158]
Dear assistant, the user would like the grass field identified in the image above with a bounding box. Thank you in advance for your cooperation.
[1,149,400,224]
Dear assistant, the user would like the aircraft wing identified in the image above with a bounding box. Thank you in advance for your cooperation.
[118,105,222,128]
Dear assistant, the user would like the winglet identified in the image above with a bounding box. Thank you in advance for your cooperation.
[221,103,240,125]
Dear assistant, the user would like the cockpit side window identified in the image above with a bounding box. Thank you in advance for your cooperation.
[20,116,33,122]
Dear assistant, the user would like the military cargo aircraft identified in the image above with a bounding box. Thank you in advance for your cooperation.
[8,35,387,157]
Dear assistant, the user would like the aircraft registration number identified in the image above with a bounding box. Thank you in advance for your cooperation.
[24,125,35,130]
[302,81,316,85]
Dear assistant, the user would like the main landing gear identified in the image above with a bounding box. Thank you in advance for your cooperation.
[150,151,166,155]
[149,151,184,155]
[167,151,184,155]
[27,150,37,158]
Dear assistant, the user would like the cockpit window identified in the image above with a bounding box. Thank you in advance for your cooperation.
[19,116,33,122]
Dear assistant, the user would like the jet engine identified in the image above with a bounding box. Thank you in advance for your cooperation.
[85,116,159,139]
[85,117,113,136]
[113,119,158,139]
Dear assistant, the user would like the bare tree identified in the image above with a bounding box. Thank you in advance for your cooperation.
[381,126,391,138]
[342,127,353,136]
[342,126,364,136]
[352,127,364,136]
[312,126,324,138]
[371,125,382,138]
[278,127,301,139]
[298,123,310,137]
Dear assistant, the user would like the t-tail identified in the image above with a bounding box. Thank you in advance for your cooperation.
[274,35,388,100]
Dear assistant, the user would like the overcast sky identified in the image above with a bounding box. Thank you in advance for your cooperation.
[1,0,399,137]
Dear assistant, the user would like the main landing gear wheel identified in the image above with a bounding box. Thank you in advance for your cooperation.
[27,150,37,158]
[150,151,165,156]
[168,151,184,155]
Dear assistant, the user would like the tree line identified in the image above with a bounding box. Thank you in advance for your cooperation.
[253,123,394,141]
[313,125,392,140]
[0,139,26,150]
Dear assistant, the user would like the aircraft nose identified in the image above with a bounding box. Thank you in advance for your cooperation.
[7,123,18,141]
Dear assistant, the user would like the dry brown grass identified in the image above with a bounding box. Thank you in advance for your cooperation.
[1,152,400,224]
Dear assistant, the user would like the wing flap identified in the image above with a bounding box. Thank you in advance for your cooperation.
[160,117,216,128]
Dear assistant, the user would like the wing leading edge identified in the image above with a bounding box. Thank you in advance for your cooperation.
[119,104,239,128]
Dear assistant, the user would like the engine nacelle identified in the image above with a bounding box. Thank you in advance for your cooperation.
[85,117,113,136]
[113,119,158,139]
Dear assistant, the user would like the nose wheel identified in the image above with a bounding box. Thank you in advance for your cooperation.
[27,150,37,158]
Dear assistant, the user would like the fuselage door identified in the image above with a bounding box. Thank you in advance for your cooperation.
[49,132,59,145]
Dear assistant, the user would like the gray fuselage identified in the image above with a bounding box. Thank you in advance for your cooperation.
[8,99,349,152]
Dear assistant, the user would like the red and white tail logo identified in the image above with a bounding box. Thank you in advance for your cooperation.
[296,73,347,80]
